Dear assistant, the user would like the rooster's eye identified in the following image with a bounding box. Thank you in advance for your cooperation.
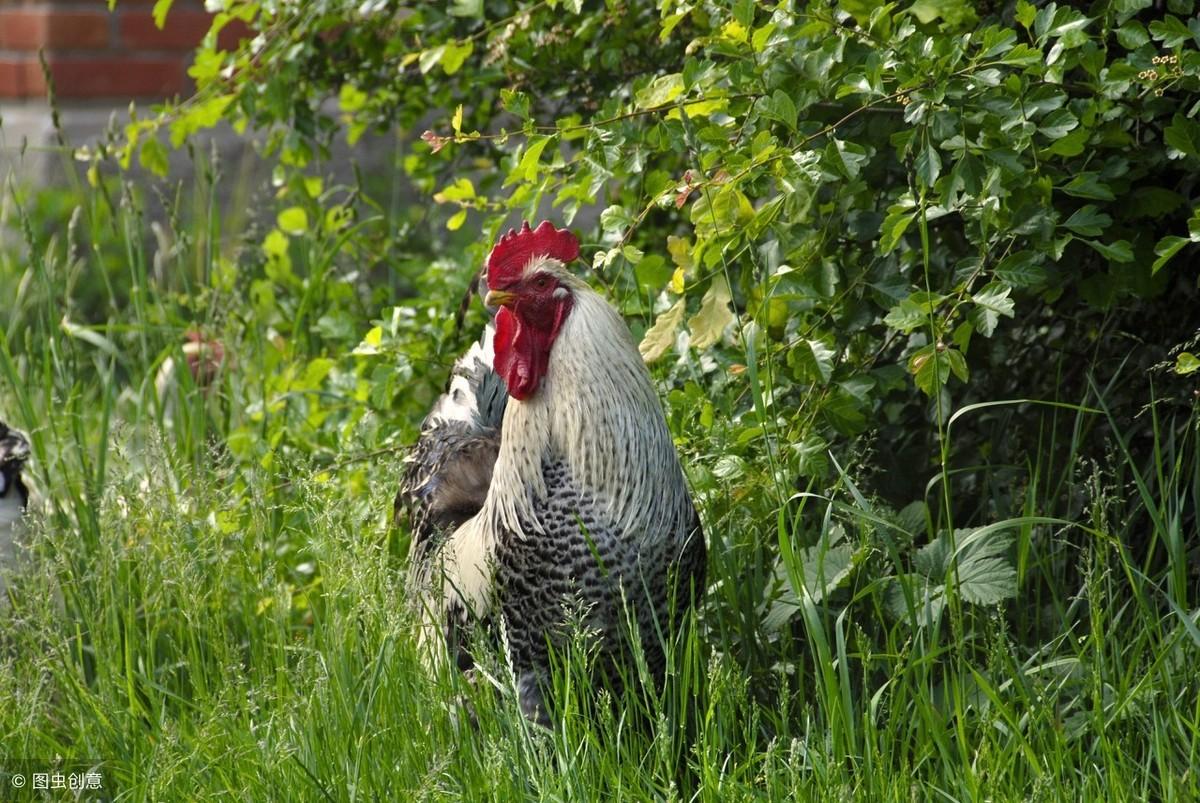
[533,276,550,289]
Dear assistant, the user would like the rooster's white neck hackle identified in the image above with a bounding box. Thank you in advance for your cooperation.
[483,257,693,544]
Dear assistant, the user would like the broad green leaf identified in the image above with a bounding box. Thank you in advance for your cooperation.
[139,137,169,177]
[1039,109,1078,140]
[908,344,952,395]
[600,204,633,233]
[688,275,734,349]
[690,188,753,239]
[635,73,684,109]
[1175,352,1200,375]
[915,140,941,188]
[1082,239,1134,263]
[789,339,835,384]
[441,40,473,75]
[1061,172,1114,201]
[277,207,309,235]
[763,89,797,130]
[1152,235,1188,274]
[449,0,483,17]
[1062,205,1111,236]
[994,251,1047,287]
[446,209,467,231]
[879,205,916,253]
[634,254,672,291]
[353,326,384,356]
[639,299,685,362]
[433,177,475,203]
[970,284,1015,337]
[766,542,856,629]
[1149,15,1194,47]
[884,298,929,333]
[505,137,550,185]
[1165,115,1200,159]
[712,454,745,480]
[339,84,368,113]
[954,529,1018,605]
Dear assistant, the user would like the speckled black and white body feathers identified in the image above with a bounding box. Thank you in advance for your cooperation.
[399,260,706,722]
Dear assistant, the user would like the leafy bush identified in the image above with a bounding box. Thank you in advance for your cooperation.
[1,0,1198,798]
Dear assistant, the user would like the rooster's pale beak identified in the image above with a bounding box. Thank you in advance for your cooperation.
[485,289,517,308]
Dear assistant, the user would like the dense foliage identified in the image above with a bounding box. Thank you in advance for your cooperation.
[1,0,1198,798]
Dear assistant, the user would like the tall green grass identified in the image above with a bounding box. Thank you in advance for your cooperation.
[1,152,1198,801]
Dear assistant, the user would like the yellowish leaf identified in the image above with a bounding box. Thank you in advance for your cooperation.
[667,235,693,269]
[639,299,686,363]
[671,266,686,294]
[688,275,734,349]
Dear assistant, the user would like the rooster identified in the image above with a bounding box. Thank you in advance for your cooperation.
[398,221,706,723]
[0,421,31,603]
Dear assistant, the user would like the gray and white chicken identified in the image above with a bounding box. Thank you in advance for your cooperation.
[398,221,706,723]
[0,421,31,602]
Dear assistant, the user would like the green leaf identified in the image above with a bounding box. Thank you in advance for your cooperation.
[449,0,483,17]
[688,275,734,349]
[152,0,174,29]
[505,136,550,186]
[789,339,835,384]
[339,83,368,113]
[600,204,633,233]
[1149,15,1194,47]
[635,73,684,110]
[1015,0,1036,28]
[440,40,473,75]
[1175,352,1200,375]
[139,136,169,177]
[1116,21,1150,48]
[446,209,467,231]
[1062,205,1111,237]
[433,177,475,203]
[1045,127,1088,157]
[1082,239,1134,263]
[879,205,916,253]
[1152,235,1188,274]
[884,298,928,333]
[945,347,969,383]
[639,299,685,362]
[908,344,954,395]
[764,89,797,130]
[634,254,672,291]
[1061,172,1114,201]
[1164,115,1200,159]
[969,284,1016,337]
[769,542,855,626]
[277,207,309,235]
[712,454,746,480]
[993,251,1047,287]
[915,140,942,188]
[954,529,1018,605]
[1039,108,1078,140]
[690,188,754,239]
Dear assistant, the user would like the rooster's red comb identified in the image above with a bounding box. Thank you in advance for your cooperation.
[486,221,579,288]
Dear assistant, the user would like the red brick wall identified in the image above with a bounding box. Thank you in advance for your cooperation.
[0,1,249,100]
